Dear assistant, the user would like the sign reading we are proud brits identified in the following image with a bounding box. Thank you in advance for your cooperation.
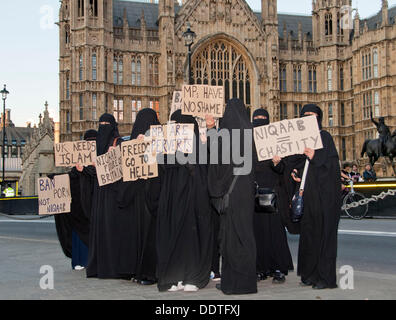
[37,175,71,215]
[121,139,158,182]
[254,115,323,161]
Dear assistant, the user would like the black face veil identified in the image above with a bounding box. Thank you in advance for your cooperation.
[130,108,160,140]
[300,104,323,130]
[96,113,119,155]
[252,108,270,127]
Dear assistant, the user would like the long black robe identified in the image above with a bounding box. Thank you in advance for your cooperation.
[208,98,257,295]
[156,110,213,292]
[288,130,341,288]
[54,168,90,258]
[253,159,294,275]
[86,114,125,279]
[116,108,161,281]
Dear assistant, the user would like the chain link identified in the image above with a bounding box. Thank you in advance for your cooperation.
[342,189,396,211]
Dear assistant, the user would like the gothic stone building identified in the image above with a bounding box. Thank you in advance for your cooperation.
[58,0,396,175]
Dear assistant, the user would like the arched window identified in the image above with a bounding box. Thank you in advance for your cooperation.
[325,13,333,36]
[327,65,332,91]
[78,0,85,17]
[79,54,83,80]
[192,40,252,108]
[92,53,97,81]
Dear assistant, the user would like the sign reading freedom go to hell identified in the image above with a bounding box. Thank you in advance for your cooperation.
[121,139,158,182]
[38,175,71,215]
[95,146,123,186]
[182,84,224,118]
[254,115,323,161]
[55,140,96,167]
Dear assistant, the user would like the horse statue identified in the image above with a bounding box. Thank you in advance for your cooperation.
[361,129,396,175]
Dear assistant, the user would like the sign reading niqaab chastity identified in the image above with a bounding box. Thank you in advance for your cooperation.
[150,123,195,154]
[254,115,323,161]
[95,146,123,186]
[121,139,158,182]
[55,141,97,167]
[38,175,71,215]
[182,84,224,118]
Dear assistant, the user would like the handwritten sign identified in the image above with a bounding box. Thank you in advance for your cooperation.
[182,84,224,118]
[38,175,71,215]
[95,146,123,186]
[55,141,96,167]
[150,123,195,154]
[170,91,182,117]
[121,139,158,182]
[254,115,323,161]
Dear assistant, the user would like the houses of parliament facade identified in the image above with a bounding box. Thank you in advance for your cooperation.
[58,0,396,173]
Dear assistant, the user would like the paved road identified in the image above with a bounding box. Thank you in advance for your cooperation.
[0,216,395,300]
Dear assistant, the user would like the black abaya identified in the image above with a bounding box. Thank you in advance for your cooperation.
[116,108,161,281]
[289,105,341,288]
[156,110,213,292]
[208,98,257,295]
[86,114,125,279]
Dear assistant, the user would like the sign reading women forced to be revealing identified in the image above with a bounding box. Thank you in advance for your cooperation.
[254,115,323,161]
[37,175,71,215]
[121,139,158,182]
[95,146,123,186]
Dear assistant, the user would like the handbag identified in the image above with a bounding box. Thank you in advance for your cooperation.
[211,175,239,215]
[255,183,277,214]
[290,159,310,223]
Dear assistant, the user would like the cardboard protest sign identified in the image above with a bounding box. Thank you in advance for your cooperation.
[182,84,224,118]
[150,123,195,154]
[121,139,158,182]
[170,91,182,117]
[55,140,96,167]
[95,146,123,186]
[37,175,71,215]
[254,115,323,161]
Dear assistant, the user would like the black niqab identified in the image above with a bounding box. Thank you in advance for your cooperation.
[300,104,323,130]
[97,113,119,155]
[253,108,270,127]
[130,108,160,139]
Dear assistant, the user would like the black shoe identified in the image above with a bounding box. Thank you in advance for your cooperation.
[300,279,313,286]
[215,283,221,291]
[257,272,267,281]
[312,281,337,290]
[272,271,286,284]
[139,279,156,286]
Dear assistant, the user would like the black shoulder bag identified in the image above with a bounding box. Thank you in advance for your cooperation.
[254,183,277,214]
[211,175,239,215]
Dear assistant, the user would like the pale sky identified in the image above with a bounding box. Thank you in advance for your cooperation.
[0,0,394,127]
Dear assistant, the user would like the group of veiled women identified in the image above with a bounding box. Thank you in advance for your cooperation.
[54,98,341,294]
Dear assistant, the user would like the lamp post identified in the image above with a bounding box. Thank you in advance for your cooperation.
[182,23,196,85]
[0,85,9,196]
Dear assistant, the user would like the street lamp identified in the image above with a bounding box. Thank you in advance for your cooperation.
[182,22,196,85]
[0,85,9,196]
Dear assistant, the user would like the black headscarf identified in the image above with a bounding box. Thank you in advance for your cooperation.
[130,108,160,140]
[300,104,323,130]
[252,108,270,127]
[84,129,97,141]
[208,98,253,198]
[96,113,119,155]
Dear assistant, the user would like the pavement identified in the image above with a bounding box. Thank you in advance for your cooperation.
[0,216,395,300]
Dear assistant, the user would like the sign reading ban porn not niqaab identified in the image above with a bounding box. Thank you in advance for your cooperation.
[95,146,123,186]
[38,175,71,215]
[254,115,323,161]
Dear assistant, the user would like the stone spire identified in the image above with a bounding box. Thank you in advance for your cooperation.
[382,0,389,26]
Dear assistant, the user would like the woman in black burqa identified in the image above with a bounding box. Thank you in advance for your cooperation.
[252,109,294,283]
[53,129,97,270]
[116,108,161,285]
[86,113,125,279]
[288,104,341,289]
[207,98,257,295]
[156,110,213,292]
